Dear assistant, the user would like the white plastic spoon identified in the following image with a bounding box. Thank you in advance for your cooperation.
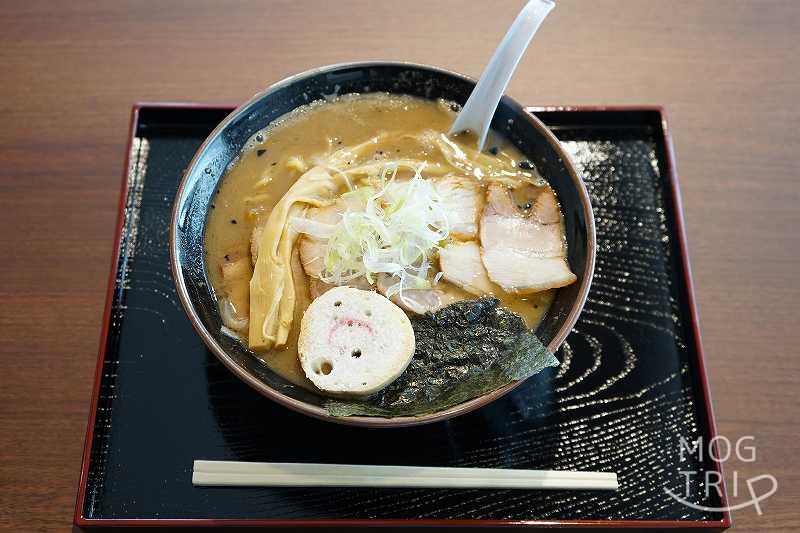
[449,0,555,150]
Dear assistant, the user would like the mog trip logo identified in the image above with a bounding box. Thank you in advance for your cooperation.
[665,435,777,515]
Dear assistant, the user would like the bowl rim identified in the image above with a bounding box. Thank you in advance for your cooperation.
[170,61,596,428]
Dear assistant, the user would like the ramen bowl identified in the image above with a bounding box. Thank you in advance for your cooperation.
[170,62,595,427]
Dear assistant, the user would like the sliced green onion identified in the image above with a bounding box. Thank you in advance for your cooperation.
[317,162,449,298]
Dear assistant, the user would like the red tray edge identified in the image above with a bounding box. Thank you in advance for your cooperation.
[73,102,732,531]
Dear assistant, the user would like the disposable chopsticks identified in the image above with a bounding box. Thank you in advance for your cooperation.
[192,460,618,490]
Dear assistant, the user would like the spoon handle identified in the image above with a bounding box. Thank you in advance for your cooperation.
[449,0,555,150]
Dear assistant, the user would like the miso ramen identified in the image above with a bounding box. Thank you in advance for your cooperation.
[205,93,575,395]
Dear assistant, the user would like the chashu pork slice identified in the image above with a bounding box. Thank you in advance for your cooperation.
[295,202,377,298]
[297,204,340,279]
[480,183,576,293]
[438,241,495,297]
[436,176,483,239]
[376,273,463,315]
[295,193,373,280]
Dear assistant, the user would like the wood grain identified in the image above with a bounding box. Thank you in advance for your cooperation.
[0,0,797,531]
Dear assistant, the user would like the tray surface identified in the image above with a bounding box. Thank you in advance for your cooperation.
[77,105,726,527]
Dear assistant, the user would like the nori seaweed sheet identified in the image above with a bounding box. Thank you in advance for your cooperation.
[325,298,559,417]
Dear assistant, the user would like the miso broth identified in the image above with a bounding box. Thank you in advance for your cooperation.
[205,93,567,388]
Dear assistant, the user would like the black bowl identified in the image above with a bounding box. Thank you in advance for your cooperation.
[170,62,595,427]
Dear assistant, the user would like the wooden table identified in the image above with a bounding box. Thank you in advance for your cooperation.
[0,0,797,530]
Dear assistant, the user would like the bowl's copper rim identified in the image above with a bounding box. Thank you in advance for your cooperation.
[169,61,596,428]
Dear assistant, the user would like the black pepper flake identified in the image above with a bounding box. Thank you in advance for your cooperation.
[488,146,499,155]
[257,149,266,157]
[271,162,277,166]
[518,160,534,170]
[337,140,342,145]
[210,203,216,209]
[230,219,237,225]
[224,254,230,261]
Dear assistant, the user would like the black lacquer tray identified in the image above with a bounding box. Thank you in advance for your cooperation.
[75,104,730,530]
